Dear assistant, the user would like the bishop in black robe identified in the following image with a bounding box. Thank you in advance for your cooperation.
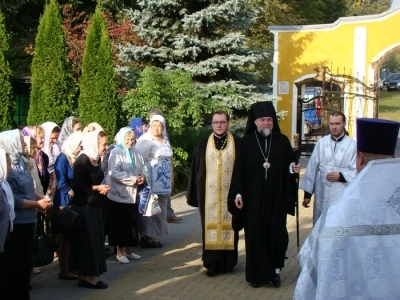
[228,101,298,288]
[187,112,240,276]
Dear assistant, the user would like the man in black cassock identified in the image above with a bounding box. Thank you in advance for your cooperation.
[187,110,240,276]
[228,101,300,288]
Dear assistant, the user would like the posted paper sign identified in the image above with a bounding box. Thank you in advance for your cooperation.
[278,81,289,94]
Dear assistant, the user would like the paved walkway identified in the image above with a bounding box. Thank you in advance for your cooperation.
[31,169,313,300]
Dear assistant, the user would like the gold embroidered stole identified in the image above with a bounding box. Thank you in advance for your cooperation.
[204,132,235,250]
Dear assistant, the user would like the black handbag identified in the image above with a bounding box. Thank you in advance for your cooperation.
[32,214,55,268]
[58,193,93,231]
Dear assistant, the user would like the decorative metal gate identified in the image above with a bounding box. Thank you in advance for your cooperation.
[296,66,378,156]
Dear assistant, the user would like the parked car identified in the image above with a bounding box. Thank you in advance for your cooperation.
[303,87,322,135]
[387,73,400,92]
[383,74,395,89]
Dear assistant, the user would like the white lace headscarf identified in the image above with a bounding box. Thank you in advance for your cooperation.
[0,148,15,231]
[83,122,104,133]
[62,132,83,166]
[41,121,61,169]
[80,130,101,161]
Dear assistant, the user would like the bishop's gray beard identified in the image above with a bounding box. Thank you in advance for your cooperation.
[258,128,271,137]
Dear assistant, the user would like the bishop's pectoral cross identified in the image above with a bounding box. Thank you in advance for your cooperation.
[263,139,270,180]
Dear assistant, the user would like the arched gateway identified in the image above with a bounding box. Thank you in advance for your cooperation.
[269,7,400,155]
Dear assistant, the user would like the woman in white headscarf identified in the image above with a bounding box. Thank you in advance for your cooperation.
[41,122,62,201]
[135,115,172,248]
[53,132,83,280]
[82,122,104,133]
[69,130,110,289]
[106,127,146,264]
[0,149,13,294]
[0,149,14,252]
[0,129,51,299]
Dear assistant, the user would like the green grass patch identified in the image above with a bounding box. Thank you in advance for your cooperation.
[378,91,400,122]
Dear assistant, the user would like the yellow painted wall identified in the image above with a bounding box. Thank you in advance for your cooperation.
[271,8,400,137]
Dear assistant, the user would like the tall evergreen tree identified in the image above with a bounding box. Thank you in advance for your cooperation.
[78,5,118,135]
[118,0,273,110]
[0,9,14,130]
[28,0,70,125]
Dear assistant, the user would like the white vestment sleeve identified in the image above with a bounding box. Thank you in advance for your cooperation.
[340,143,357,183]
[299,140,321,195]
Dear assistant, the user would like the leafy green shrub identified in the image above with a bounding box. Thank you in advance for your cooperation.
[122,66,224,193]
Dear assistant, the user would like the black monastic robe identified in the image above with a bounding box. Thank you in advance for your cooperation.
[187,133,240,273]
[228,130,297,284]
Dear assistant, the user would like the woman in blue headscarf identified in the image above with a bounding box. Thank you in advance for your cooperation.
[105,127,147,264]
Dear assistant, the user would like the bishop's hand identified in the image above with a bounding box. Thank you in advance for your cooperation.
[235,196,243,209]
[291,163,301,173]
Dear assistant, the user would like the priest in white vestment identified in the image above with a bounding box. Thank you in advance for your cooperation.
[300,111,357,225]
[294,117,400,300]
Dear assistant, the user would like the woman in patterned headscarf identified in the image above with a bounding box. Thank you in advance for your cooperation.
[22,126,50,194]
[23,136,45,198]
[69,130,110,289]
[59,116,82,146]
[0,129,51,299]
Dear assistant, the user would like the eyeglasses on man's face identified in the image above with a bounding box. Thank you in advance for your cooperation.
[212,121,228,125]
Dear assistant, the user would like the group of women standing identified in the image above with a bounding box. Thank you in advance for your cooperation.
[0,113,174,298]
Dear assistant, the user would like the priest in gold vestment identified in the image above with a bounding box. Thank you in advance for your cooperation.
[187,110,240,276]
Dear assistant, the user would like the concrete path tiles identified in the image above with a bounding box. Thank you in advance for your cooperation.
[31,169,313,300]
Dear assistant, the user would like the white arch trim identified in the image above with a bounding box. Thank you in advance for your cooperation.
[369,42,400,87]
[269,7,400,32]
[371,42,400,63]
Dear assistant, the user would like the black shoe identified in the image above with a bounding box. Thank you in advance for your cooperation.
[250,282,261,288]
[58,273,79,280]
[140,238,163,248]
[78,279,108,289]
[271,274,281,287]
[206,268,218,277]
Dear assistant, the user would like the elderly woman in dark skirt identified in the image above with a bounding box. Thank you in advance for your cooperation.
[0,149,13,292]
[69,130,110,289]
[0,129,51,299]
[106,127,146,263]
